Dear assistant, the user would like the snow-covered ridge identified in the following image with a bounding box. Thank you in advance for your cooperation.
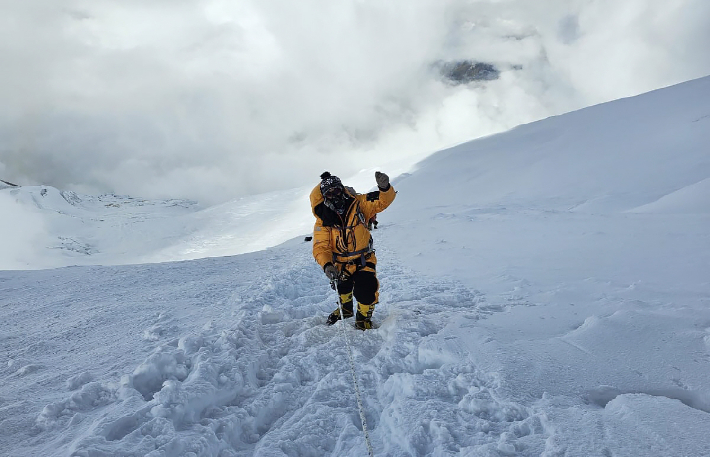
[7,185,195,216]
[1,178,19,189]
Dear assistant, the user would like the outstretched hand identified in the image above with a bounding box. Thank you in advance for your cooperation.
[375,171,390,190]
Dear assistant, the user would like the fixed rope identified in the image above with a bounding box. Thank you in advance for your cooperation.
[333,279,375,456]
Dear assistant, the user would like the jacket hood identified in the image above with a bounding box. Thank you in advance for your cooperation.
[310,183,356,218]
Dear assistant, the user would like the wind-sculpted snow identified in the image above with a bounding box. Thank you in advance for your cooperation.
[0,241,550,456]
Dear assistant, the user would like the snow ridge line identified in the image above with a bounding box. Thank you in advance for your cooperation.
[333,278,375,456]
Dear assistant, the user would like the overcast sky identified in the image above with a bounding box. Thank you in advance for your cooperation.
[1,0,709,204]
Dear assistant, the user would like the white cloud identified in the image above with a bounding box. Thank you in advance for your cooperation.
[0,0,708,204]
[0,192,51,269]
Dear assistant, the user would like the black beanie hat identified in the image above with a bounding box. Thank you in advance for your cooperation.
[319,171,342,194]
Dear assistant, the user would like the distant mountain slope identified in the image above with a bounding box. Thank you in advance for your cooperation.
[0,185,199,269]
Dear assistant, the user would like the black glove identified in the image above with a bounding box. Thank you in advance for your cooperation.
[324,263,339,281]
[375,171,390,190]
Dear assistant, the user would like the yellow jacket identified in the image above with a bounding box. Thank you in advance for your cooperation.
[310,184,396,268]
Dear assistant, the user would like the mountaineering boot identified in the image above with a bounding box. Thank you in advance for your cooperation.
[326,293,354,325]
[354,303,374,330]
[354,315,373,330]
[326,304,354,325]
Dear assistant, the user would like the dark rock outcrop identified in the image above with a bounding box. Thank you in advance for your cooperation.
[435,60,500,85]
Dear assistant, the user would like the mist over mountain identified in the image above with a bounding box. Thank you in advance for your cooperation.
[2,0,709,204]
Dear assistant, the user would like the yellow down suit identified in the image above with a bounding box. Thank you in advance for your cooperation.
[310,183,396,320]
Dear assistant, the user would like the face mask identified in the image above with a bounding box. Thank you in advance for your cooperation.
[324,187,348,214]
[330,193,348,214]
[323,186,343,199]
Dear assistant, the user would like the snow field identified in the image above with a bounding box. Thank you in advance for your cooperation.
[1,241,553,456]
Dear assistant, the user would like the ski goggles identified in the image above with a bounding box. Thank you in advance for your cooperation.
[323,186,343,198]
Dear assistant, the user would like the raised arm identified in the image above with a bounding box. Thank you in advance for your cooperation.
[359,171,396,220]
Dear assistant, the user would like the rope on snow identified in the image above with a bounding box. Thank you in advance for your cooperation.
[333,279,375,456]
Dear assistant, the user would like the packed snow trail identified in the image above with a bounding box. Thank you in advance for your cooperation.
[1,238,547,456]
[332,277,375,457]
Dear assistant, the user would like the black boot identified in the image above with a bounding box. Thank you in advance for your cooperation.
[326,301,354,325]
[354,310,373,330]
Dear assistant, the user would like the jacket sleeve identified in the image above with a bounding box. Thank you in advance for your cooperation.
[358,185,396,221]
[312,218,333,268]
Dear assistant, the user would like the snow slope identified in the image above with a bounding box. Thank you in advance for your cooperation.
[1,76,710,456]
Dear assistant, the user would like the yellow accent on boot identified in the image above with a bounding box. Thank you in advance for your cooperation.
[339,291,354,318]
[355,304,375,330]
[354,319,373,330]
[357,303,374,319]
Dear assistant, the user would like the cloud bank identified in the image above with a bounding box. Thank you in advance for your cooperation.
[1,0,709,204]
[0,192,51,269]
